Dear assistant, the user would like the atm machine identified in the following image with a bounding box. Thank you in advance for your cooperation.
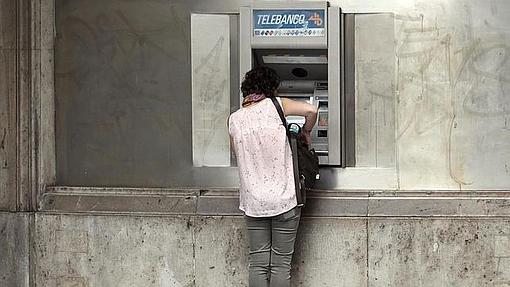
[240,2,345,166]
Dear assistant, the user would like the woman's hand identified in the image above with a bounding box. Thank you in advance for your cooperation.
[280,98,318,140]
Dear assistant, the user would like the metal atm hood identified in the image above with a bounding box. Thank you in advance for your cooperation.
[240,2,350,166]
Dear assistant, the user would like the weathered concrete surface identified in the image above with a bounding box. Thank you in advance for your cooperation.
[40,187,199,214]
[0,0,17,212]
[0,212,30,287]
[41,0,55,50]
[369,219,510,286]
[35,214,195,287]
[355,13,396,168]
[191,14,231,167]
[33,214,370,287]
[194,216,248,286]
[39,187,510,218]
[39,46,56,194]
[39,0,57,200]
[0,0,55,211]
[193,217,368,287]
[291,218,367,287]
[388,0,510,190]
[51,0,510,191]
[31,214,510,286]
[0,49,16,211]
[0,0,16,50]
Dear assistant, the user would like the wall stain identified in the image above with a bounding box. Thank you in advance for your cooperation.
[395,1,510,188]
[193,34,229,161]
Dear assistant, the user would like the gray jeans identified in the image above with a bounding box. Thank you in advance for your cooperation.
[244,207,301,287]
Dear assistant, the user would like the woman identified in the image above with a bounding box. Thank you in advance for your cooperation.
[228,66,318,287]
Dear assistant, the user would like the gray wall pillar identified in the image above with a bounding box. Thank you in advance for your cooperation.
[0,0,55,212]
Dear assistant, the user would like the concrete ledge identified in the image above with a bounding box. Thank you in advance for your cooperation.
[41,186,199,215]
[39,186,510,217]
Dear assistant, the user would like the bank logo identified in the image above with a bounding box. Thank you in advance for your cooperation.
[253,9,325,38]
[308,12,323,26]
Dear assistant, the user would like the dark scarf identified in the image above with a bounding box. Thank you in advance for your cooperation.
[242,93,266,107]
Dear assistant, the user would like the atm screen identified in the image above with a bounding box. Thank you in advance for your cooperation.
[318,112,328,127]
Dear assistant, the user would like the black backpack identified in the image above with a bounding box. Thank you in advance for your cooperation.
[271,97,320,206]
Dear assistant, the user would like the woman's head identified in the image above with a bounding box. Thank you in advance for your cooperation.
[241,66,280,98]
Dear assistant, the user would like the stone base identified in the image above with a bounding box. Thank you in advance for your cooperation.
[2,211,510,286]
[0,212,31,287]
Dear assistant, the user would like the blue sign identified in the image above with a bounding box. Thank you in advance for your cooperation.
[253,9,325,37]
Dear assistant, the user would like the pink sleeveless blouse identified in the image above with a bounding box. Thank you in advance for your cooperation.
[228,97,297,217]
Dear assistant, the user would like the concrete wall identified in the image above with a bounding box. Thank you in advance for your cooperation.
[0,0,55,211]
[0,213,502,286]
[0,0,18,210]
[346,0,510,190]
[388,0,510,190]
[0,212,31,287]
[355,14,396,168]
[51,0,510,190]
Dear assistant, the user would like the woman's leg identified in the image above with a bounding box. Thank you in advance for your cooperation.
[269,207,301,287]
[245,215,272,287]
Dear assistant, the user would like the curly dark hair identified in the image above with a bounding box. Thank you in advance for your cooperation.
[241,66,280,98]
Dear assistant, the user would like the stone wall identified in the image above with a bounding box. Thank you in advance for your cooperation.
[2,212,510,286]
[0,212,30,287]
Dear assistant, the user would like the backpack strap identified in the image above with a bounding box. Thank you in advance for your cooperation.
[289,132,304,205]
[270,97,291,143]
[270,97,302,203]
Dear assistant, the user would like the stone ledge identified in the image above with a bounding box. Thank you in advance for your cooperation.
[39,186,510,217]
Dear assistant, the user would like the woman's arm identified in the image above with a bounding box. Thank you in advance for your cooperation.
[280,97,318,145]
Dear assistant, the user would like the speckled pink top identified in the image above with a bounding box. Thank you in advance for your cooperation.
[228,97,297,217]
